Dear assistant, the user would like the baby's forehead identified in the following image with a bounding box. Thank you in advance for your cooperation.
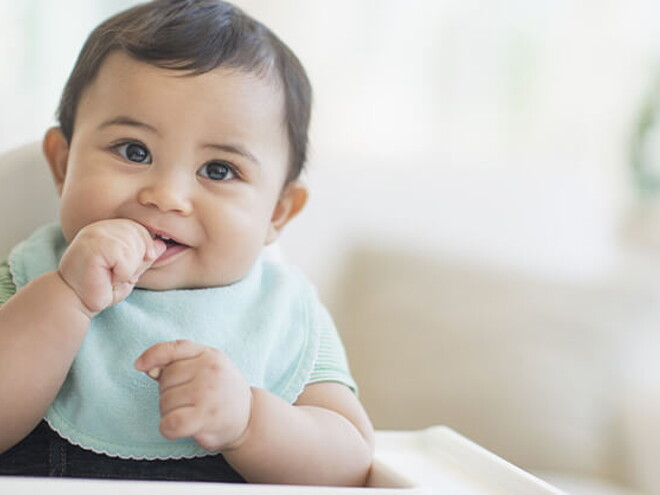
[98,51,282,100]
[76,52,290,166]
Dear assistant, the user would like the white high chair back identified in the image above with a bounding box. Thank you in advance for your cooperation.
[0,141,59,260]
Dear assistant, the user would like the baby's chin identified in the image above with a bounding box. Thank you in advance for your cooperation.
[134,272,244,291]
[134,278,205,292]
[135,253,260,291]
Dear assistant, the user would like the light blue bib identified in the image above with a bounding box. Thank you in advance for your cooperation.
[9,224,320,460]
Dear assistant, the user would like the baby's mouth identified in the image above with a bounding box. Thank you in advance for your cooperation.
[147,230,190,263]
[151,232,181,246]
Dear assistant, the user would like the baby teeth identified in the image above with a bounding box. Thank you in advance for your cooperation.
[150,232,172,242]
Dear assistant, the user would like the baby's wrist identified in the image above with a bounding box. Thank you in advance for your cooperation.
[54,270,98,320]
[221,386,256,453]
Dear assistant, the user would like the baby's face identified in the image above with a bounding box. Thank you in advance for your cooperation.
[55,52,296,289]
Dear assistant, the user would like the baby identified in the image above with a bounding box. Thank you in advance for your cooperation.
[0,0,374,486]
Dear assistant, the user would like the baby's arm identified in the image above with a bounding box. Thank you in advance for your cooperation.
[0,220,164,453]
[0,269,91,452]
[229,381,374,486]
[135,340,374,486]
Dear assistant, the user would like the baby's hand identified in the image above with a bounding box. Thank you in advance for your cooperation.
[58,219,166,316]
[134,340,253,452]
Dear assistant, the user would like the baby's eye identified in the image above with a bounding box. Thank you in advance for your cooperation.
[114,142,151,164]
[198,161,236,181]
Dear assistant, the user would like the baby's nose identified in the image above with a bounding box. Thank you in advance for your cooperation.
[137,172,193,215]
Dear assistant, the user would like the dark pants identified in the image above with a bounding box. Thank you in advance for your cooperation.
[0,421,245,482]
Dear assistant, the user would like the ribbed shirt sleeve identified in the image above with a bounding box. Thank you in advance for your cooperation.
[0,259,16,306]
[307,301,358,394]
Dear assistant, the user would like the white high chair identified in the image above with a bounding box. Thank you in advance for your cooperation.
[0,142,567,494]
[0,141,59,260]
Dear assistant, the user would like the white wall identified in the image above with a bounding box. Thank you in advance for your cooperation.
[2,0,660,297]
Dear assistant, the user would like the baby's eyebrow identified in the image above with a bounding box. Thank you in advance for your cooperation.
[98,116,159,135]
[203,143,260,167]
[98,116,260,166]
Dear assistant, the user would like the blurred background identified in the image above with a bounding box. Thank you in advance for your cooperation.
[3,1,660,494]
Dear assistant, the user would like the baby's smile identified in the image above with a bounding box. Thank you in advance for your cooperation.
[148,229,184,246]
[145,226,191,265]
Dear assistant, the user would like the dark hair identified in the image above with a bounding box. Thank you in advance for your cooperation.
[58,0,312,182]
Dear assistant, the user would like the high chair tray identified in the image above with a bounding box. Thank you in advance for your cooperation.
[374,426,566,494]
[0,426,564,494]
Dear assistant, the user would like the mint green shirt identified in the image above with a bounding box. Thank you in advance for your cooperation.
[0,260,12,306]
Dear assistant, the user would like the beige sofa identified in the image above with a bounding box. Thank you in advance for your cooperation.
[332,247,659,495]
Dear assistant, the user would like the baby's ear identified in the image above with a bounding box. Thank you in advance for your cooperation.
[42,127,70,195]
[265,180,308,245]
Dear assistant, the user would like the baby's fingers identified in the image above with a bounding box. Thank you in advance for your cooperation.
[132,238,167,281]
[111,237,165,286]
[111,281,135,306]
[160,407,223,452]
[135,340,205,378]
[160,406,204,441]
[110,259,141,286]
[146,237,167,263]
